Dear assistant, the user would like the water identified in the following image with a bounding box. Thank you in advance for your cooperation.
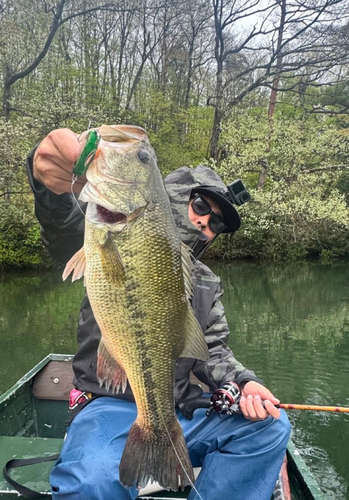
[0,271,83,391]
[0,261,348,498]
[209,260,349,499]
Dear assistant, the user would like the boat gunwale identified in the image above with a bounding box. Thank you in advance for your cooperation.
[286,440,327,500]
[0,354,73,405]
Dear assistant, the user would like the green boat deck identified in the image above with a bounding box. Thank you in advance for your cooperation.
[0,354,326,499]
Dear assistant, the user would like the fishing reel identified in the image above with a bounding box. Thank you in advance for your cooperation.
[178,381,242,420]
[208,381,241,416]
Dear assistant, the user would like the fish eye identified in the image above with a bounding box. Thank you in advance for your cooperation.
[138,150,150,164]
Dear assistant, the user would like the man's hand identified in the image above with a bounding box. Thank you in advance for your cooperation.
[33,128,86,194]
[240,381,280,421]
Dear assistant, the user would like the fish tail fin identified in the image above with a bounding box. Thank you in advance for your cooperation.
[119,417,194,491]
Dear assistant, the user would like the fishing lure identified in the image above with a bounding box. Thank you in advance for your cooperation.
[73,129,101,177]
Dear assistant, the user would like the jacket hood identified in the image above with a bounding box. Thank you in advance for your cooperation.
[164,165,238,259]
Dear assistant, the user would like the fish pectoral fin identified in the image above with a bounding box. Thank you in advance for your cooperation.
[107,232,126,275]
[62,247,86,282]
[97,339,128,393]
[96,229,109,246]
[179,307,209,361]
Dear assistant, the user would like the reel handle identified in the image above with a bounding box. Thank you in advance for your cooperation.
[178,397,211,420]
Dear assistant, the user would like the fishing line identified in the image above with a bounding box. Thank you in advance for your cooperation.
[70,177,90,222]
[160,414,204,500]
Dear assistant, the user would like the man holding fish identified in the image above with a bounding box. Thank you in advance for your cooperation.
[27,125,291,499]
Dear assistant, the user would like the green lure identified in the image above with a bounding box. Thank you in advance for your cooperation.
[73,130,101,177]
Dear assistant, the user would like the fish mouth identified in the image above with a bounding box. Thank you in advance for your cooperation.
[89,203,143,226]
[95,205,127,224]
[81,183,144,226]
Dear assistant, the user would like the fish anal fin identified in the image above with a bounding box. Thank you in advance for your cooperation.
[97,339,127,393]
[179,306,209,361]
[62,248,86,282]
[119,417,194,491]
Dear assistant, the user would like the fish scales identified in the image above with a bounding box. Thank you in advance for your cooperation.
[85,208,184,416]
[63,124,209,491]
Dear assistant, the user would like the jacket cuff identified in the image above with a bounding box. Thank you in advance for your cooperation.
[27,145,74,214]
[233,372,263,387]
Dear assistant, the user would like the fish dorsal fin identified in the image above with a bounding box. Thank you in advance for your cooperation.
[97,338,128,393]
[179,243,209,361]
[180,306,209,361]
[181,242,194,300]
[62,247,86,282]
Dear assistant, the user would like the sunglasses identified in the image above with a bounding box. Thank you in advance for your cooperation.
[191,194,227,234]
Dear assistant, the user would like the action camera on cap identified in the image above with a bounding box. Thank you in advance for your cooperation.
[226,180,251,206]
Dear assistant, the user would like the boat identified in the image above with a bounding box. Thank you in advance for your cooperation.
[0,354,326,499]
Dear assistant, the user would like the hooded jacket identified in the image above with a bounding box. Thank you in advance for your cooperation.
[27,151,260,404]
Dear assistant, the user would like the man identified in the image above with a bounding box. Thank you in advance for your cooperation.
[28,127,291,500]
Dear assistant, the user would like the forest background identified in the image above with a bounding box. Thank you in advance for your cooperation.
[0,0,348,268]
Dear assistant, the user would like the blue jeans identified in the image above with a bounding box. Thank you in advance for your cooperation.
[50,397,291,500]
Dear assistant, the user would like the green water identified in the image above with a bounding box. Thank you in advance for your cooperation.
[0,261,348,499]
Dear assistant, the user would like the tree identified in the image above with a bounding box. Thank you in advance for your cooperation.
[213,112,349,260]
[208,0,349,160]
[0,0,131,119]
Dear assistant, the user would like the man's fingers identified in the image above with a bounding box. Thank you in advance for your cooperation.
[240,382,281,420]
[264,400,280,419]
[255,387,279,405]
[35,155,87,195]
[33,129,87,195]
[240,396,280,421]
[48,129,82,166]
[39,168,85,195]
[239,396,247,417]
[35,129,82,177]
[253,396,268,420]
[37,143,79,175]
[240,395,256,420]
[262,390,280,406]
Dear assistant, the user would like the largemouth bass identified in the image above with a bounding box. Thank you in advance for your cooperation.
[63,125,209,491]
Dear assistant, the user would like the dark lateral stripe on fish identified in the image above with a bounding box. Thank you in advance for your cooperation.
[123,275,160,421]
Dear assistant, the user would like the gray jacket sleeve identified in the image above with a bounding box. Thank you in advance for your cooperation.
[193,279,262,389]
[26,146,86,265]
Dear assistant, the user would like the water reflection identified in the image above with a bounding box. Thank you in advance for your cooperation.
[0,270,83,392]
[207,260,349,499]
[0,261,348,498]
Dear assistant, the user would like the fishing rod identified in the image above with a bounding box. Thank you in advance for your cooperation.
[277,403,349,413]
[179,382,349,420]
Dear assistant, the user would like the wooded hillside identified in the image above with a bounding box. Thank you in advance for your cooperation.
[0,0,348,267]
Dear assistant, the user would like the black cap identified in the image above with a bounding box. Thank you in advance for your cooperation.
[192,186,241,233]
